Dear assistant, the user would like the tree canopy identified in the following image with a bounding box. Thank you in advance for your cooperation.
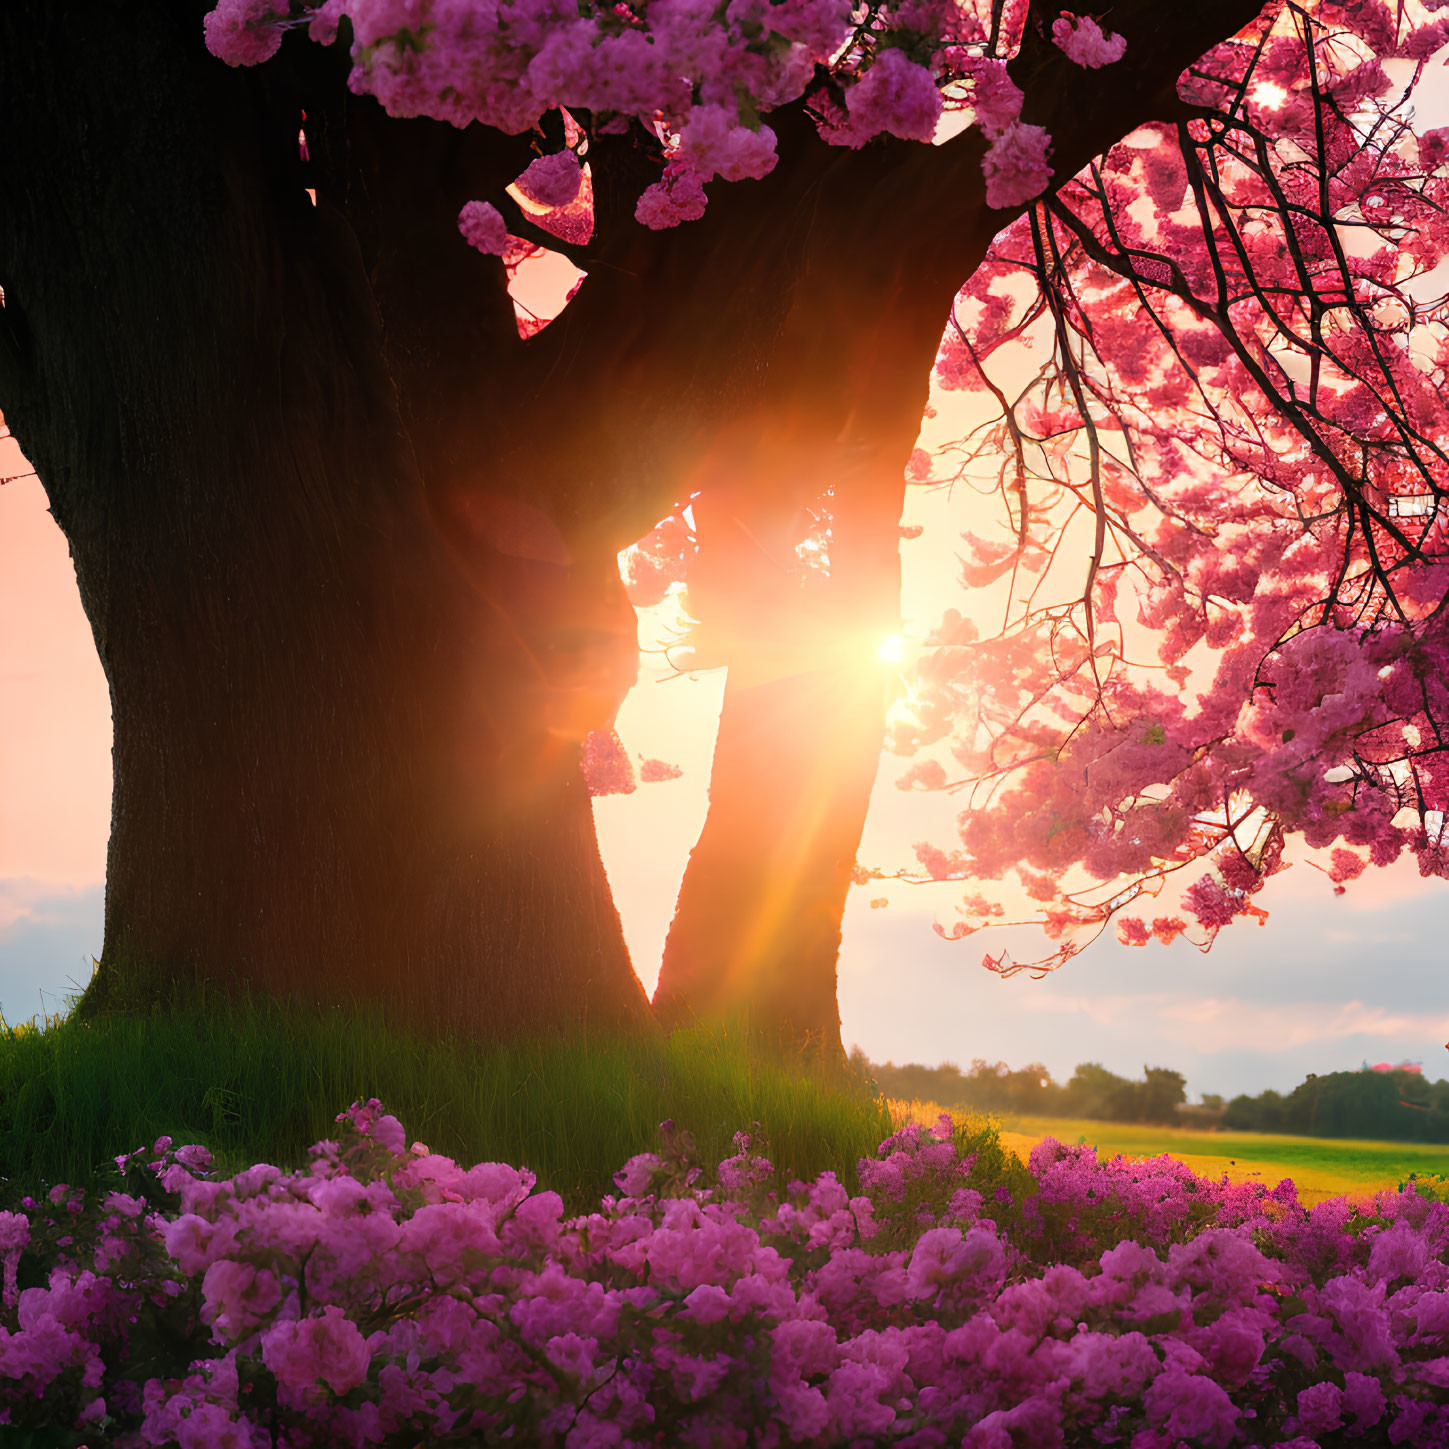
[872,0,1449,971]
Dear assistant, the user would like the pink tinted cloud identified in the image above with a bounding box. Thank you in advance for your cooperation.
[1017,989,1449,1055]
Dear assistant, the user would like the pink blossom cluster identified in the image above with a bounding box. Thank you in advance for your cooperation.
[895,5,1449,962]
[515,148,584,208]
[979,121,1053,209]
[4,1103,1449,1445]
[829,49,943,148]
[581,727,637,796]
[200,0,1088,231]
[584,737,685,792]
[456,199,510,256]
[1051,13,1128,69]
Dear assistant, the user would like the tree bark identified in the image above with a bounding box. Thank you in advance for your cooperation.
[651,0,1269,1058]
[0,1,651,1038]
[652,435,920,1066]
[651,666,891,1066]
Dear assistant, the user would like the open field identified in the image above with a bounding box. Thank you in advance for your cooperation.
[889,1100,1449,1206]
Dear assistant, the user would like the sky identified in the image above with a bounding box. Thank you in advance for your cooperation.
[4,411,1448,1101]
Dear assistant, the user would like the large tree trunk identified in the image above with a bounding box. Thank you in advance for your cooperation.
[0,1,652,1038]
[652,667,891,1065]
[652,438,917,1066]
[82,471,650,1037]
[651,0,1269,1059]
[0,0,1266,1044]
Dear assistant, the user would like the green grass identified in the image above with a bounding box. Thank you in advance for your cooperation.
[0,986,894,1213]
[988,1111,1449,1205]
[884,1100,1449,1206]
[15,989,1437,1222]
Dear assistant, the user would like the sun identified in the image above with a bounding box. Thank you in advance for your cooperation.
[876,633,905,664]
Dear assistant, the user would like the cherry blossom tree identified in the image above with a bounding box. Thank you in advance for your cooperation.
[0,0,1368,1054]
[879,0,1449,979]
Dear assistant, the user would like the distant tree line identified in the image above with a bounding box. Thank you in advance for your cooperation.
[850,1051,1188,1126]
[1223,1069,1449,1144]
[853,1051,1449,1143]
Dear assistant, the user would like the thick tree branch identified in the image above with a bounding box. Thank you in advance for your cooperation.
[927,0,1269,249]
[284,43,534,493]
[534,1,1275,557]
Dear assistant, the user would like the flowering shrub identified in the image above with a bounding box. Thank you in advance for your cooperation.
[3,1103,1448,1446]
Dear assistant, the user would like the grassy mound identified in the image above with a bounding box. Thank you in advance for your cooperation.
[0,987,895,1212]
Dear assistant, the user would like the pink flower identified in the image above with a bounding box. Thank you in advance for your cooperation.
[517,151,584,208]
[1293,1380,1344,1436]
[962,57,1023,139]
[842,49,942,145]
[896,759,947,791]
[1367,1217,1430,1284]
[1318,1275,1397,1371]
[260,1305,371,1395]
[771,1317,838,1379]
[913,840,964,879]
[905,1225,1004,1302]
[460,1159,537,1207]
[1419,126,1449,170]
[965,1400,1063,1448]
[397,1201,502,1283]
[174,1144,214,1174]
[757,0,854,53]
[1343,1370,1386,1429]
[0,1210,29,1252]
[1069,1329,1160,1399]
[457,201,511,257]
[25,1092,1449,1445]
[0,1210,28,1314]
[1051,13,1128,68]
[826,1355,900,1437]
[201,1259,283,1342]
[582,728,638,795]
[731,1270,796,1319]
[1183,873,1239,929]
[0,1308,104,1398]
[307,0,347,46]
[634,167,710,230]
[163,1213,220,1277]
[1143,1369,1239,1447]
[202,0,287,67]
[544,1330,599,1380]
[775,1379,831,1439]
[1117,915,1152,945]
[680,1283,733,1323]
[677,105,780,182]
[981,122,1053,208]
[371,1113,407,1156]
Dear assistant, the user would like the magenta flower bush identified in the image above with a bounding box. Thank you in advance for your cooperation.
[2,1105,1448,1446]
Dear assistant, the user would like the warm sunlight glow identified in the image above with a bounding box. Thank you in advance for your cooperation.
[876,633,905,664]
[1252,81,1287,110]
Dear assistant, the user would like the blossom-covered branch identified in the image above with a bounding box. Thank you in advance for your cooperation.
[895,0,1449,967]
